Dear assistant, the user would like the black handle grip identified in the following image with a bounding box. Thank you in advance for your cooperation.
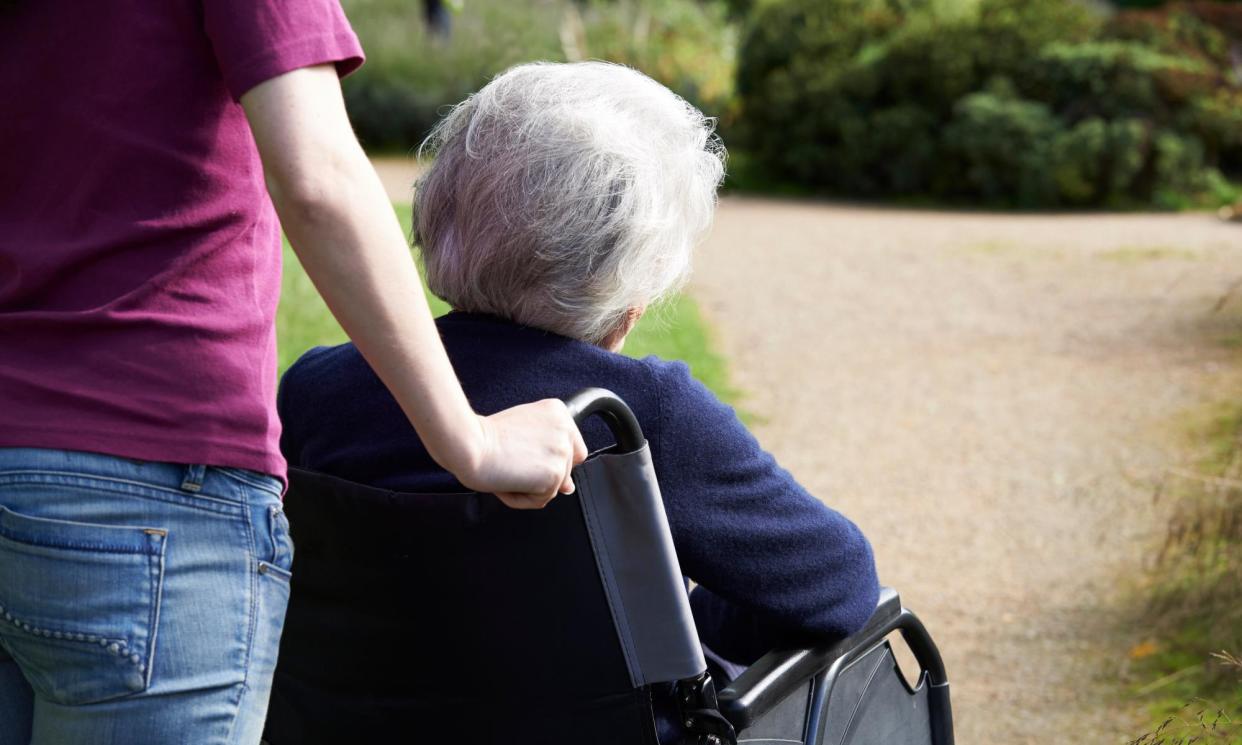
[563,388,645,453]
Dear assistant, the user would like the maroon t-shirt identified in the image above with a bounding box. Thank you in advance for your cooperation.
[0,0,364,477]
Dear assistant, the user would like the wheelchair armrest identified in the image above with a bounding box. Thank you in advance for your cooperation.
[717,587,946,731]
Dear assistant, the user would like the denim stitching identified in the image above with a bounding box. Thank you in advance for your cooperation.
[143,531,166,685]
[241,499,259,687]
[0,529,158,555]
[215,468,282,497]
[225,683,249,744]
[0,509,164,554]
[0,472,243,515]
[0,539,164,680]
[227,498,262,745]
[0,470,221,502]
[266,505,293,570]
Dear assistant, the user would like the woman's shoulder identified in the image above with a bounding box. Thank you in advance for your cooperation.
[285,342,367,377]
[278,343,375,410]
[277,342,407,471]
[626,355,758,461]
[636,356,737,421]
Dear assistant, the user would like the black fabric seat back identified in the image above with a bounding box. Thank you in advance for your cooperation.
[266,389,707,745]
[265,469,656,744]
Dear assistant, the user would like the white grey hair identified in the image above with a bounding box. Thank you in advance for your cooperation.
[414,61,726,345]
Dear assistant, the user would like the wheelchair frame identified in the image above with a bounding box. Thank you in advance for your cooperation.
[564,389,955,745]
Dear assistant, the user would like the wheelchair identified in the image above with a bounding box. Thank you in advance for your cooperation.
[263,389,954,745]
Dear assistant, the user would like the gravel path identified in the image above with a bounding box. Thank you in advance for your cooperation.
[691,198,1241,744]
[375,159,1242,742]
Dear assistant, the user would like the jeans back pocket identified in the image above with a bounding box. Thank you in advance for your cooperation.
[0,506,166,705]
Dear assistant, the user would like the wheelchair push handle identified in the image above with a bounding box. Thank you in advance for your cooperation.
[563,388,646,453]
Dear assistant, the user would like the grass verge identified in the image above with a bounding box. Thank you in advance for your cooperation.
[1123,400,1242,744]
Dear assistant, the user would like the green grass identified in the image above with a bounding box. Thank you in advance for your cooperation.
[623,293,741,406]
[276,203,740,406]
[1123,400,1242,742]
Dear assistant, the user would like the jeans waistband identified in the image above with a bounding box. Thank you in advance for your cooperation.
[0,448,282,502]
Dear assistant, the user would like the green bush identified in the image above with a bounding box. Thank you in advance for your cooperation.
[1114,0,1242,6]
[340,0,736,152]
[943,86,1060,206]
[735,0,1242,207]
[735,0,1099,204]
[1110,3,1242,169]
[341,0,565,151]
[1030,40,1210,116]
[1186,90,1242,169]
[576,0,737,118]
[1048,117,1149,206]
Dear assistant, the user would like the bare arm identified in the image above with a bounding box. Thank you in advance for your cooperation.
[241,65,586,506]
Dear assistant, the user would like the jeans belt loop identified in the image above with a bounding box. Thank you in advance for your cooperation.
[180,464,207,493]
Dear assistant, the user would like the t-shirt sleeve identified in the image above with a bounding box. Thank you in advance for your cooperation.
[645,359,880,665]
[202,0,365,101]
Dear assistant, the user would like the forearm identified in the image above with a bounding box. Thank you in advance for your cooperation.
[272,152,482,476]
[683,487,881,647]
[241,64,481,477]
[653,363,880,656]
[243,65,584,502]
[688,530,879,665]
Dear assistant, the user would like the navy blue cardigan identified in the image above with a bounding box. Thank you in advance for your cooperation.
[277,312,879,665]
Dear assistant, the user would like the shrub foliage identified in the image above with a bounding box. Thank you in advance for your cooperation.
[736,0,1242,207]
[340,0,736,152]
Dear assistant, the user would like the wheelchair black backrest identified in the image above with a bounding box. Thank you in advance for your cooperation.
[266,389,711,745]
[264,389,953,745]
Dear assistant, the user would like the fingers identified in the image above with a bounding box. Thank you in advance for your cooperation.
[556,400,586,495]
[502,400,581,502]
[495,491,556,510]
[469,397,589,508]
[570,425,588,465]
[558,451,576,495]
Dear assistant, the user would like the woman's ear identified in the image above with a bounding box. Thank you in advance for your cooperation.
[624,306,646,331]
[602,306,646,352]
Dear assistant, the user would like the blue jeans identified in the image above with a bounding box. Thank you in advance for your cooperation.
[0,448,292,745]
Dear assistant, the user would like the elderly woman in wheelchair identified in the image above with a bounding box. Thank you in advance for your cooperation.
[264,62,952,745]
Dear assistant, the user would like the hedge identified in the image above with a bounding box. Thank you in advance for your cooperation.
[340,0,736,152]
[736,0,1242,207]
